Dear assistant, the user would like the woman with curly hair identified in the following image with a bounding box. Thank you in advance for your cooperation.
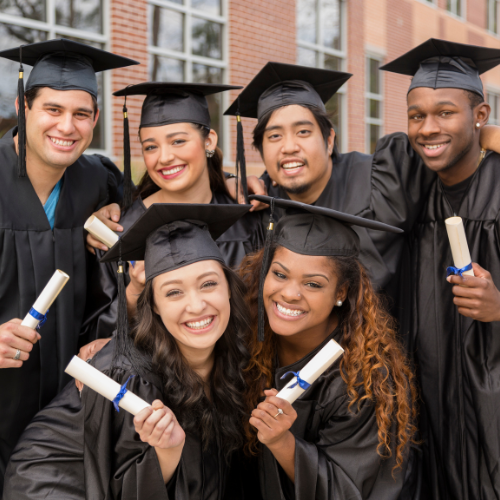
[239,196,419,500]
[4,204,261,500]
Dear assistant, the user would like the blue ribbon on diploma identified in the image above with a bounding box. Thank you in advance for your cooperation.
[447,262,473,277]
[280,370,311,390]
[29,307,48,329]
[113,375,134,412]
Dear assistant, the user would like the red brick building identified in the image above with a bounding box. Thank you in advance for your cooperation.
[0,0,499,177]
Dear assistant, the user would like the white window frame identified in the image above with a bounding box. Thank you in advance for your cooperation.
[487,0,499,34]
[148,0,229,154]
[487,87,500,125]
[446,0,466,19]
[296,0,348,151]
[365,54,384,154]
[415,0,436,6]
[0,0,111,156]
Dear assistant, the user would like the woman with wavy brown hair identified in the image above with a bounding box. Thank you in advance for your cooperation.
[239,196,419,500]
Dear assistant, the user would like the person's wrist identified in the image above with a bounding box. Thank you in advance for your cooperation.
[266,429,294,453]
[126,281,144,297]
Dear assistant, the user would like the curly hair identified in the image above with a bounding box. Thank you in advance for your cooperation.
[239,245,418,472]
[130,263,251,459]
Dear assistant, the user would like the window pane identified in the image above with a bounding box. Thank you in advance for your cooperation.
[326,93,342,152]
[324,54,340,71]
[446,0,452,11]
[55,0,102,34]
[149,5,184,52]
[191,0,221,16]
[149,55,184,81]
[369,99,380,119]
[297,47,316,67]
[297,0,317,44]
[369,58,380,94]
[321,0,341,50]
[0,0,46,21]
[192,64,222,136]
[191,17,222,59]
[0,24,47,138]
[369,124,380,154]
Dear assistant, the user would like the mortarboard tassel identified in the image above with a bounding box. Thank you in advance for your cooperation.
[17,45,26,177]
[258,198,275,342]
[122,95,133,212]
[113,240,129,366]
[235,98,249,204]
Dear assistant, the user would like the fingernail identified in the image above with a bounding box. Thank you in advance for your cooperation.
[102,246,108,251]
[117,226,124,232]
[447,276,451,282]
[112,215,119,221]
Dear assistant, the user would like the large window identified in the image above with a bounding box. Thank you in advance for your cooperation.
[0,0,108,150]
[488,90,499,125]
[148,0,227,140]
[446,0,463,17]
[366,57,383,154]
[296,0,346,150]
[487,0,498,34]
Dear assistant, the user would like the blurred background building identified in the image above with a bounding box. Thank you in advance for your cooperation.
[0,0,499,177]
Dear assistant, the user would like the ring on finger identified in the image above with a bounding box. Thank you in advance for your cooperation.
[273,408,284,419]
[13,349,21,361]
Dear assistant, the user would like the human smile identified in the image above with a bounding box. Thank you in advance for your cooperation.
[419,141,450,158]
[158,164,186,179]
[274,301,306,320]
[48,136,77,151]
[183,315,216,333]
[280,159,306,176]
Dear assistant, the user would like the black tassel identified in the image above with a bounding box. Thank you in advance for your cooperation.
[235,101,249,204]
[122,95,133,212]
[17,45,26,177]
[258,199,275,342]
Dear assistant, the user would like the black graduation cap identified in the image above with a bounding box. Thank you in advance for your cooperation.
[250,195,403,341]
[113,82,241,211]
[101,203,250,364]
[0,38,139,177]
[380,38,500,98]
[223,63,351,205]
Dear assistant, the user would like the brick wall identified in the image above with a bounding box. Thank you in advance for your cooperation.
[227,0,296,174]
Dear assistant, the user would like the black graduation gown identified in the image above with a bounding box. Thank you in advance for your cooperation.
[403,151,500,500]
[82,191,264,340]
[0,128,122,491]
[259,328,417,500]
[261,132,435,298]
[3,341,262,500]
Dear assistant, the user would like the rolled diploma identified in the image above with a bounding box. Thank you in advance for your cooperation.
[84,215,119,248]
[277,339,344,404]
[21,270,70,329]
[65,355,151,416]
[445,216,475,277]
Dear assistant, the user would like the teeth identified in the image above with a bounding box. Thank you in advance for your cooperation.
[424,144,445,150]
[276,302,305,317]
[282,162,304,169]
[161,166,184,175]
[50,137,74,147]
[186,317,214,329]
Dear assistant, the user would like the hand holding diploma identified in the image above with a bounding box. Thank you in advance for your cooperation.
[85,203,123,254]
[0,319,40,369]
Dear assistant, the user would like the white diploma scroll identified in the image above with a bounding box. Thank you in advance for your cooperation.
[21,270,70,329]
[445,216,475,277]
[277,339,344,405]
[84,215,119,248]
[65,356,151,416]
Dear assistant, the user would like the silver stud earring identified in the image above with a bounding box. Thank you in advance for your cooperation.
[336,300,343,307]
[205,149,215,158]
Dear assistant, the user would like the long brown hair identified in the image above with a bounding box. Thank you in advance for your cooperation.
[239,246,418,471]
[133,123,229,202]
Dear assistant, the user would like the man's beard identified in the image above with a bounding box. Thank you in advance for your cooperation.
[283,181,313,195]
[436,133,474,173]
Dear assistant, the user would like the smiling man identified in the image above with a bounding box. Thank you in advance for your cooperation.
[0,38,138,490]
[381,39,500,500]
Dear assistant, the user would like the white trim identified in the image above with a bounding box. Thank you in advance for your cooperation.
[445,0,466,20]
[365,55,384,154]
[149,0,225,23]
[414,0,437,7]
[148,46,226,67]
[221,0,230,159]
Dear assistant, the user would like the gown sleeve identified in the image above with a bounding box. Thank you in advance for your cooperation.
[260,393,407,500]
[3,382,86,500]
[92,154,124,208]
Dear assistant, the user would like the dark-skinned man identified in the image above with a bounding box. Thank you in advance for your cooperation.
[380,39,500,500]
[0,39,138,490]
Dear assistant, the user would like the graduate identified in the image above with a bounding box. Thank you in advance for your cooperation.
[239,196,418,499]
[0,38,137,489]
[380,39,500,500]
[4,203,262,500]
[83,82,264,341]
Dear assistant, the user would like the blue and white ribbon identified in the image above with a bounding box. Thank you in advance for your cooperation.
[29,307,48,329]
[112,375,134,412]
[446,262,473,277]
[280,370,311,391]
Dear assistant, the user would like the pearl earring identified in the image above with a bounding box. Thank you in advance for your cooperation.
[476,123,481,128]
[336,300,343,307]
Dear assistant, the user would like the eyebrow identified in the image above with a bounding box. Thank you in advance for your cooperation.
[159,270,219,289]
[141,131,189,144]
[264,120,315,134]
[274,261,329,281]
[408,101,458,112]
[43,102,93,114]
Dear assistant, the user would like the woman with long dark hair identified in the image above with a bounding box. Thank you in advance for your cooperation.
[83,83,263,341]
[239,196,419,499]
[4,204,261,499]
